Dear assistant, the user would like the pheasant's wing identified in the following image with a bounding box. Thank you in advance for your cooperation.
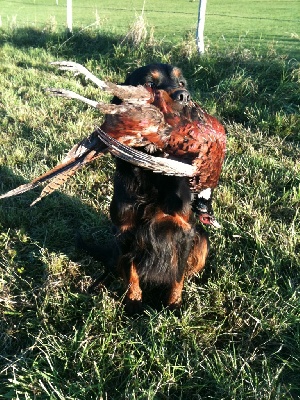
[0,130,107,205]
[95,127,196,177]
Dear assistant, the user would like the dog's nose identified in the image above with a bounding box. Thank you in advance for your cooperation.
[171,89,191,104]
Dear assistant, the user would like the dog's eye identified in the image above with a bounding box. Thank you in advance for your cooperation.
[179,81,185,87]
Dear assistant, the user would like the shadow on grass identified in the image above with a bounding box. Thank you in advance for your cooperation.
[0,165,114,276]
[0,27,120,60]
[0,27,175,76]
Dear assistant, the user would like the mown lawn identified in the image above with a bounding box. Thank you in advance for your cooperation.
[0,14,299,400]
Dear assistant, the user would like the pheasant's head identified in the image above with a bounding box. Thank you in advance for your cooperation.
[192,189,221,228]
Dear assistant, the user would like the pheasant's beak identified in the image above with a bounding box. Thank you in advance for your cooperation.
[199,213,221,229]
[210,217,221,229]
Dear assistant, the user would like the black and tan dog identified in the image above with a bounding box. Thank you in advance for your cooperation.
[108,64,209,314]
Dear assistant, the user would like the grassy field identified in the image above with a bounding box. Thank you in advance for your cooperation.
[0,6,300,400]
[1,0,299,57]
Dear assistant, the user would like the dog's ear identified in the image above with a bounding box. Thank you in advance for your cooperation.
[123,63,169,87]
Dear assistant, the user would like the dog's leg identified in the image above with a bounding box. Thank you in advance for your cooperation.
[46,88,154,117]
[167,228,209,311]
[122,261,143,315]
[186,229,209,276]
[49,61,152,104]
[50,61,110,90]
[167,275,185,310]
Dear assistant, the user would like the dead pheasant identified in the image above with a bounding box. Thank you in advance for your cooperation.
[0,61,226,226]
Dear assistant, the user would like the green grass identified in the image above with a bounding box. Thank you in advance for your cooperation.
[1,0,299,56]
[0,14,300,400]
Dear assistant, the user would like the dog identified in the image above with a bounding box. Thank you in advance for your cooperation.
[107,64,209,314]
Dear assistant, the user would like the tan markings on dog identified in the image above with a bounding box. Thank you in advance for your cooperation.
[167,274,185,307]
[119,222,134,232]
[127,262,142,302]
[172,67,182,78]
[151,70,162,80]
[186,232,209,276]
[119,223,134,233]
[154,210,191,231]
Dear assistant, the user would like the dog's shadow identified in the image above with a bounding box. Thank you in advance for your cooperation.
[0,165,119,286]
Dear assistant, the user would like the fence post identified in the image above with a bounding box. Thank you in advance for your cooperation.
[67,0,72,32]
[196,0,207,54]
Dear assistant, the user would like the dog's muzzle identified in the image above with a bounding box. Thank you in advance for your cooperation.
[170,89,191,105]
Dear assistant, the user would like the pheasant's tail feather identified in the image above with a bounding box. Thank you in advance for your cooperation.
[95,126,196,177]
[0,131,106,203]
[0,157,87,202]
[30,143,103,206]
[30,163,81,206]
[58,130,105,164]
[0,181,40,199]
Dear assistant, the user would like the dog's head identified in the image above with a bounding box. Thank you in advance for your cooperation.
[113,63,190,105]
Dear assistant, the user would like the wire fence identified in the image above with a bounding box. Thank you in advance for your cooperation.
[1,0,299,53]
[1,1,197,30]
